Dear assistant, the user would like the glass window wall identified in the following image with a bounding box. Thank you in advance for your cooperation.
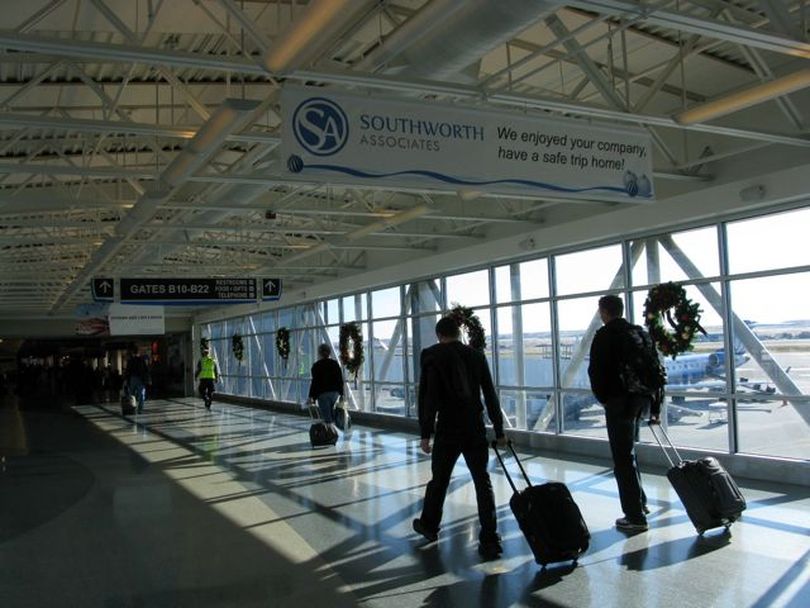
[198,204,810,463]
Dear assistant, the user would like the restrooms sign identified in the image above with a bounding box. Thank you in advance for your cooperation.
[280,86,654,202]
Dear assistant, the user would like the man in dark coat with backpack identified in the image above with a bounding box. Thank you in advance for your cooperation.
[589,295,664,532]
[412,317,508,560]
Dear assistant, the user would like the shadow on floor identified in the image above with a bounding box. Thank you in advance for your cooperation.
[619,529,731,571]
[417,561,579,608]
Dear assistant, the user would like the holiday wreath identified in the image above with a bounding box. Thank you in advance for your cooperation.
[231,333,244,363]
[643,281,706,358]
[447,303,486,353]
[275,327,290,363]
[339,322,364,380]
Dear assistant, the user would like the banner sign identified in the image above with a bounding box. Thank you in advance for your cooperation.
[108,303,165,336]
[120,278,257,304]
[75,317,110,337]
[281,86,654,202]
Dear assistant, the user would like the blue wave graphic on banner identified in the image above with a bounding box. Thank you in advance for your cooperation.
[301,161,647,196]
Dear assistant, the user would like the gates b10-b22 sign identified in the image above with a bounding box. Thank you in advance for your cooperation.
[281,86,654,203]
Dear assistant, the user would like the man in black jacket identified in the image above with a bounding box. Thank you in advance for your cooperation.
[413,317,507,559]
[588,295,660,532]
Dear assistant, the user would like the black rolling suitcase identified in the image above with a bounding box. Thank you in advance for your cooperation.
[649,423,746,534]
[492,441,590,567]
[308,404,338,448]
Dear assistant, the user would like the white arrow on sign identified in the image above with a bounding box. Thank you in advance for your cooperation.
[98,280,112,294]
[264,280,276,294]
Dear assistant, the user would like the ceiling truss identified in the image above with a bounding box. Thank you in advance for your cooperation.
[0,0,806,317]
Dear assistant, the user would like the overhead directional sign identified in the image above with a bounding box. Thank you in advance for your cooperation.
[262,278,282,301]
[92,277,114,302]
[120,278,257,304]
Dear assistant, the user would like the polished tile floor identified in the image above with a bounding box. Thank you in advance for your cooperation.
[1,396,808,608]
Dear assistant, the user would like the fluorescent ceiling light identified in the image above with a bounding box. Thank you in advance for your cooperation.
[264,0,371,73]
[675,69,810,125]
[281,242,331,265]
[345,205,432,241]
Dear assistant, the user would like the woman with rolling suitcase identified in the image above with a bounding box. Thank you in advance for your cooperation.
[308,343,344,438]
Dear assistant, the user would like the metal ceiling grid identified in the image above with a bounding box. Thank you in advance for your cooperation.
[0,0,806,318]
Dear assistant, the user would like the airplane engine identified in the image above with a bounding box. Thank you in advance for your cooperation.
[708,352,723,369]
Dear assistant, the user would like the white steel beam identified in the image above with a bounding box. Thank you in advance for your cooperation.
[216,0,271,54]
[0,31,268,75]
[89,0,212,121]
[294,69,810,148]
[566,0,810,58]
[14,0,70,33]
[757,0,801,40]
[1,33,803,147]
[49,97,260,312]
[0,60,66,109]
[0,162,155,180]
[0,112,279,146]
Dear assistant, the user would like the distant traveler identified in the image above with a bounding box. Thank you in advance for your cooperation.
[588,295,661,532]
[196,348,219,410]
[413,317,508,560]
[124,346,151,414]
[308,343,344,431]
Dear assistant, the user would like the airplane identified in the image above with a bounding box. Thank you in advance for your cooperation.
[359,332,774,426]
[664,343,748,390]
[541,341,755,427]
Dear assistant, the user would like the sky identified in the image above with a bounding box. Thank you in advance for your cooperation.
[322,205,809,334]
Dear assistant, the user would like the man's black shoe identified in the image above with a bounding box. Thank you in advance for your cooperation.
[478,539,503,560]
[616,517,648,532]
[412,518,438,543]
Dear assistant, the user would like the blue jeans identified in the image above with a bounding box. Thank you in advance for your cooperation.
[129,377,146,413]
[605,394,650,522]
[317,391,340,423]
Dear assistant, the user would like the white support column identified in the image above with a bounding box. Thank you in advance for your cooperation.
[354,294,366,412]
[248,317,275,401]
[510,263,528,429]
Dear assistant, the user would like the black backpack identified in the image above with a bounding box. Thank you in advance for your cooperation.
[619,324,667,404]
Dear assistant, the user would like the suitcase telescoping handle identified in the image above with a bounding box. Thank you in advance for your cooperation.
[647,422,684,468]
[491,439,532,493]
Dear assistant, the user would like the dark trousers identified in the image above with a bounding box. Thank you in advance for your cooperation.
[605,394,649,522]
[419,436,499,542]
[199,379,215,406]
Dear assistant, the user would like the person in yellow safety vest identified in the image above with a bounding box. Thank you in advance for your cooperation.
[196,348,219,411]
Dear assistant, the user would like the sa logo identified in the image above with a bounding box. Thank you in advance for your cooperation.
[292,97,349,156]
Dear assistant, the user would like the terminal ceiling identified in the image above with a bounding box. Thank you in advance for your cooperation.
[0,0,808,319]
